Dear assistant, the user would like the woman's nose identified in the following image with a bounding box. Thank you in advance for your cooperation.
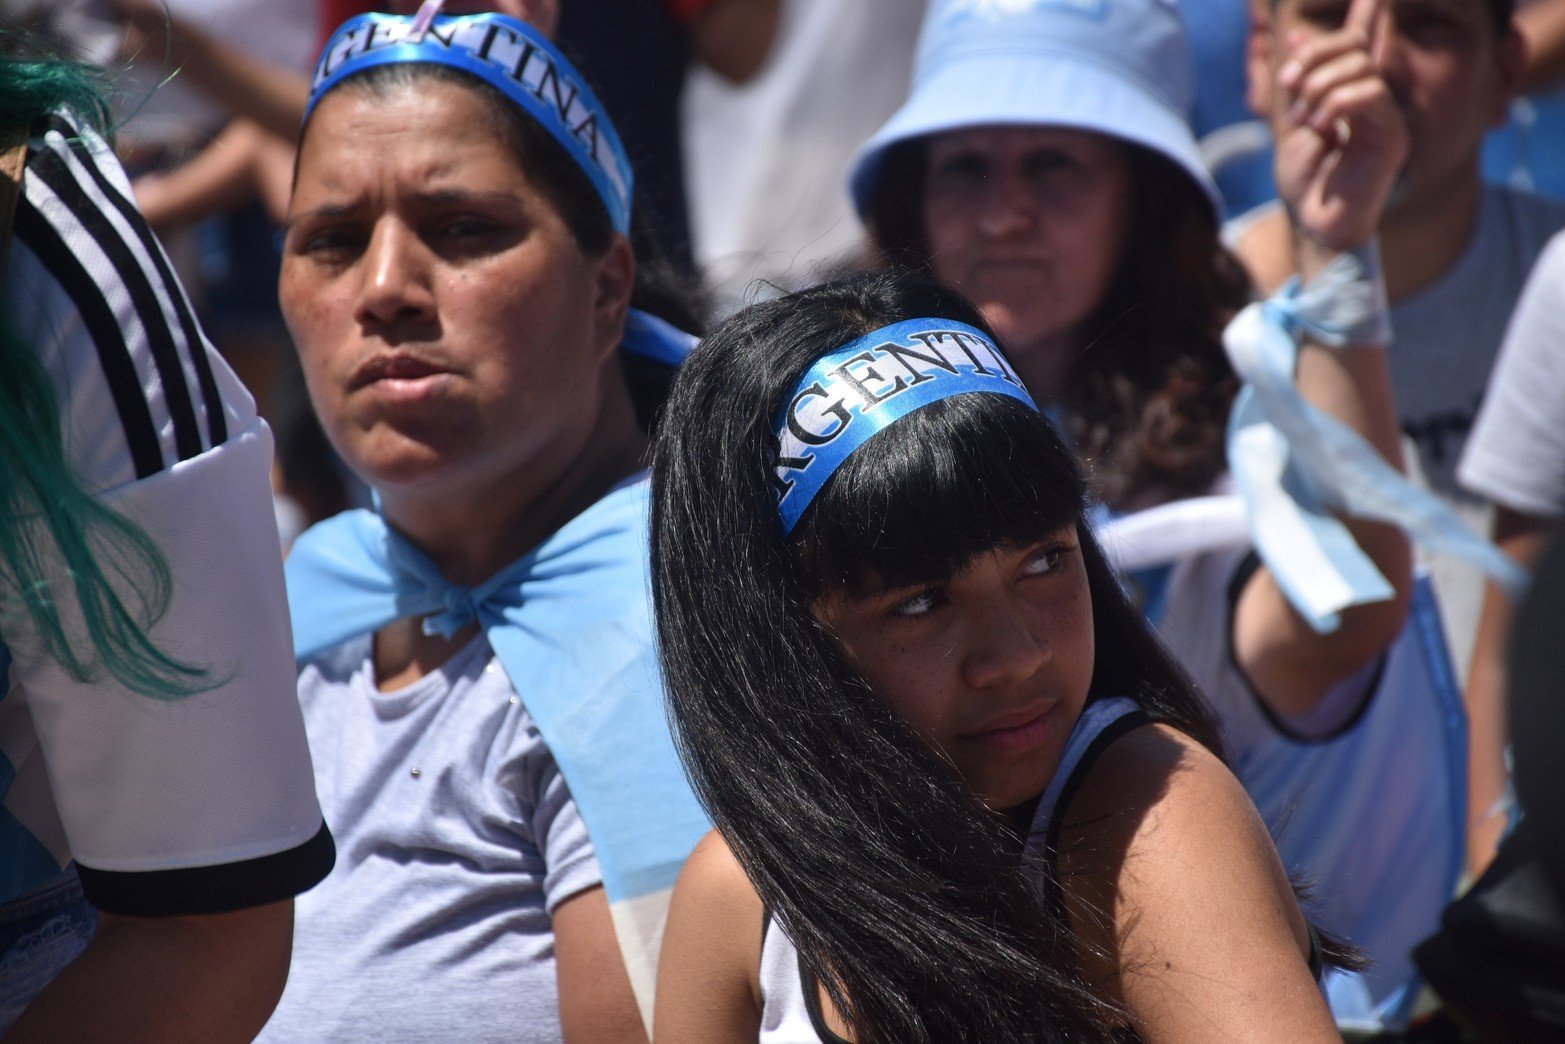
[962,597,1050,690]
[353,221,436,332]
[974,171,1039,240]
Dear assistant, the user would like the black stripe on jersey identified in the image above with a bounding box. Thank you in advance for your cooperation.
[13,202,164,479]
[28,136,206,464]
[47,115,228,447]
[77,821,336,917]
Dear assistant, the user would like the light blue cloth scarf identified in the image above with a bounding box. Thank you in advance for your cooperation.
[1225,247,1528,632]
[284,477,707,1000]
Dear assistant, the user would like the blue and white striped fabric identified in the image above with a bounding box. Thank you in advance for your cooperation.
[284,476,708,1017]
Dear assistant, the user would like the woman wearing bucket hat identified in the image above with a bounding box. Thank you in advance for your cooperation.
[842,0,1519,1030]
[254,2,708,1040]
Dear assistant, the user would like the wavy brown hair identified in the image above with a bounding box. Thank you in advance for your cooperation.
[864,138,1252,511]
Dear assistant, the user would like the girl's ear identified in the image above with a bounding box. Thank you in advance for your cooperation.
[590,233,635,364]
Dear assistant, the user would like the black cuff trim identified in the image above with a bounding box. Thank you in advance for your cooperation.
[1223,552,1386,744]
[78,822,334,917]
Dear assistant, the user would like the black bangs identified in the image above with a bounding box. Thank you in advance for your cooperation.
[792,393,1087,596]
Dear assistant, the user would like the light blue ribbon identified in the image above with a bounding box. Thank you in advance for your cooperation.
[1225,247,1528,632]
[622,308,697,367]
[284,479,708,901]
[773,318,1037,534]
[308,11,634,234]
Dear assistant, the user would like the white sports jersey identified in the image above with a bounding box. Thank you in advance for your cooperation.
[1,110,330,917]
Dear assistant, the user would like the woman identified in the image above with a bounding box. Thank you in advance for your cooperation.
[261,5,707,1040]
[651,272,1342,1041]
[843,0,1486,1026]
[0,38,330,1039]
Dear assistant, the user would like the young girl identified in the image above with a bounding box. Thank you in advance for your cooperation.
[650,272,1341,1042]
[844,0,1498,1025]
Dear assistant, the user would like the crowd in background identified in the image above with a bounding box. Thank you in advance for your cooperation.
[4,0,1565,1039]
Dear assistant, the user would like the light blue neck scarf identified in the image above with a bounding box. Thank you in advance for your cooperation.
[284,477,707,1007]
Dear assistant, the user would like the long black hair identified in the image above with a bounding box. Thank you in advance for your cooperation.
[298,61,703,433]
[651,271,1225,1042]
[865,140,1250,510]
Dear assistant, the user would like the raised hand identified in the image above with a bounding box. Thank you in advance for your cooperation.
[1272,0,1409,253]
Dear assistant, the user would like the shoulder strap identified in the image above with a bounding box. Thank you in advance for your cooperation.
[0,124,30,278]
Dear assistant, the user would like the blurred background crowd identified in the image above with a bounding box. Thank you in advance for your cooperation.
[6,0,1565,1037]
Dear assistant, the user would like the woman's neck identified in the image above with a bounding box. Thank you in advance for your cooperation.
[369,374,647,690]
[380,379,647,587]
[1009,332,1076,403]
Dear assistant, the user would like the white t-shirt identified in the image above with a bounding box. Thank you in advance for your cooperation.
[681,0,925,313]
[1458,229,1565,520]
[258,633,602,1042]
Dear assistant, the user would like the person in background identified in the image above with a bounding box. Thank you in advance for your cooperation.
[680,0,925,315]
[843,0,1513,1027]
[0,39,332,1039]
[258,6,708,1039]
[1456,227,1565,873]
[1233,0,1565,684]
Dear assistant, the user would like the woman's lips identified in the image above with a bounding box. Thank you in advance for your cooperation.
[349,353,459,404]
[965,705,1055,754]
[350,353,449,388]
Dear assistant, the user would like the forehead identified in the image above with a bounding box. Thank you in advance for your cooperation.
[927,124,1124,158]
[295,79,527,192]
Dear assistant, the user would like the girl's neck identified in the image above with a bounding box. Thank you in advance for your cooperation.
[998,790,1046,845]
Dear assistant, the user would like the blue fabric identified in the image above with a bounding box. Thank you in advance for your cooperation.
[622,308,696,367]
[1224,256,1527,632]
[284,478,707,902]
[850,0,1220,221]
[0,871,96,1034]
[308,11,634,234]
[772,319,1037,535]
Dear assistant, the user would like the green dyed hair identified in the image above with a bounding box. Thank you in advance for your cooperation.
[0,39,206,698]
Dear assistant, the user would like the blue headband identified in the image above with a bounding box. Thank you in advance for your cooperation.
[307,10,633,235]
[773,318,1038,535]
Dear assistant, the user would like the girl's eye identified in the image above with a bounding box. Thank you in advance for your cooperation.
[1022,546,1065,577]
[890,589,942,617]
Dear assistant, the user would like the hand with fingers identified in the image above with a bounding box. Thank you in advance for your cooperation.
[1273,0,1409,254]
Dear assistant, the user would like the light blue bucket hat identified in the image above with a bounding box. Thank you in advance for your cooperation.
[848,0,1222,221]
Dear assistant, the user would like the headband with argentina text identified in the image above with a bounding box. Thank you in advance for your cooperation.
[306,4,633,235]
[774,319,1038,535]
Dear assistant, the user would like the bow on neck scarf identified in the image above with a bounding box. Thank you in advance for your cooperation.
[284,477,707,1016]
